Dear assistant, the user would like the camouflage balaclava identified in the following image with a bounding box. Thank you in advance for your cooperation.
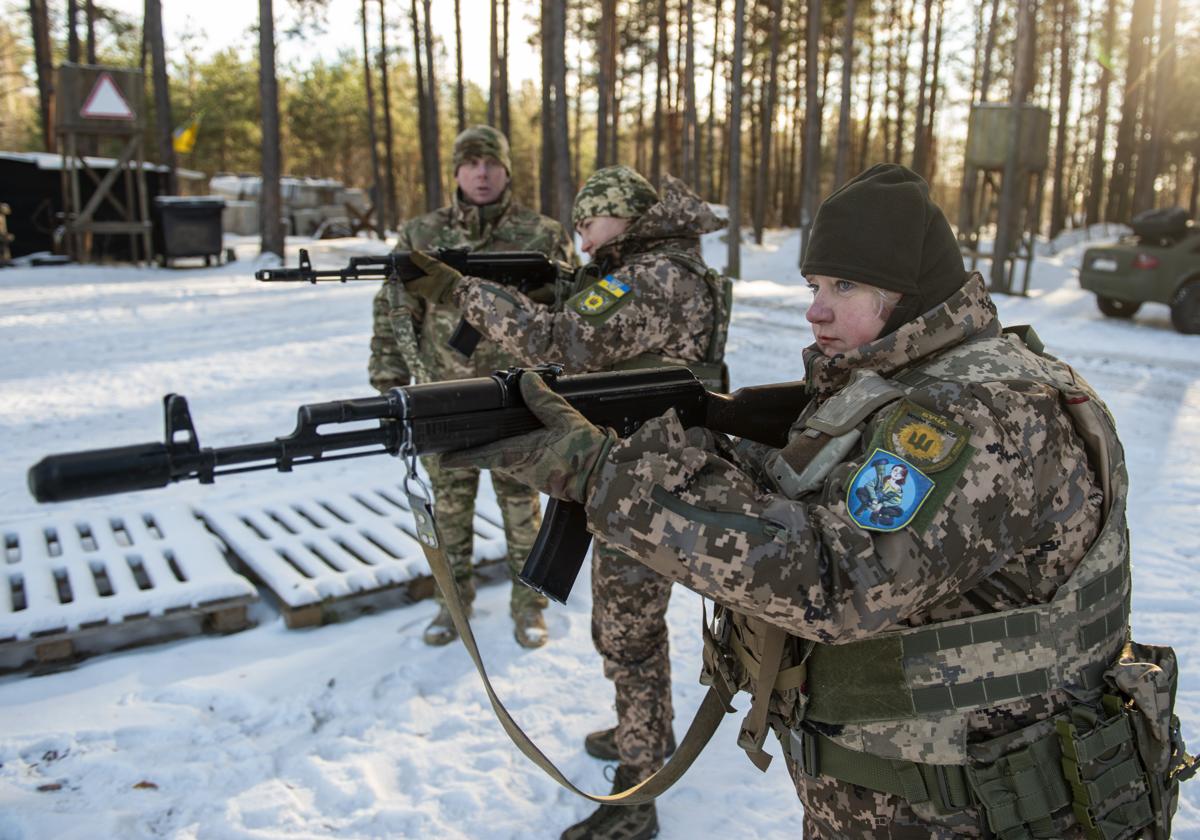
[452,125,513,174]
[801,163,966,336]
[572,165,659,226]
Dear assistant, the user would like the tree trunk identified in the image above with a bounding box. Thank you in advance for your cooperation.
[377,3,398,224]
[880,0,896,163]
[259,0,284,258]
[1084,0,1115,222]
[636,38,647,173]
[454,0,466,133]
[421,0,443,207]
[29,0,55,152]
[892,0,912,163]
[86,0,98,63]
[857,14,876,174]
[800,0,823,261]
[145,0,178,194]
[834,0,858,185]
[488,0,499,125]
[924,0,945,183]
[706,0,723,200]
[1106,0,1151,223]
[727,0,747,277]
[1191,142,1200,219]
[500,0,512,139]
[596,0,618,167]
[360,0,384,237]
[1049,0,1073,237]
[611,17,624,163]
[549,0,573,231]
[958,0,1002,233]
[540,0,556,218]
[651,0,668,186]
[991,0,1036,293]
[411,0,434,216]
[68,0,81,63]
[909,0,934,177]
[683,0,699,187]
[753,0,784,243]
[1135,0,1176,214]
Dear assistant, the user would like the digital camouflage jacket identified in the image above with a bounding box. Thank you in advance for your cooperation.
[583,275,1126,836]
[367,187,576,389]
[449,174,726,375]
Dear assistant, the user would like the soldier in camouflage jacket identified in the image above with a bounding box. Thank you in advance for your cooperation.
[368,125,577,649]
[408,165,729,840]
[443,165,1146,838]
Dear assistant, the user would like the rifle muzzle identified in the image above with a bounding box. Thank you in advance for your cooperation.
[28,443,175,503]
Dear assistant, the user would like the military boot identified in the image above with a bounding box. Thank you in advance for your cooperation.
[513,605,549,648]
[422,578,472,648]
[560,765,658,840]
[422,602,472,646]
[584,727,676,762]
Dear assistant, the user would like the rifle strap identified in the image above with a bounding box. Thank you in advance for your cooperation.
[406,486,730,805]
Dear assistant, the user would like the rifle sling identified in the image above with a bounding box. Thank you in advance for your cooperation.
[412,502,729,804]
[410,494,729,801]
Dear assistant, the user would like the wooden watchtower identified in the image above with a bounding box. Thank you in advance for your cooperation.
[958,103,1051,296]
[55,63,153,263]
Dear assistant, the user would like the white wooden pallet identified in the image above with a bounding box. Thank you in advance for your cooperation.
[0,506,257,672]
[198,481,511,628]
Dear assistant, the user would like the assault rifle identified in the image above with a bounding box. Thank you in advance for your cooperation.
[255,248,572,357]
[28,367,807,604]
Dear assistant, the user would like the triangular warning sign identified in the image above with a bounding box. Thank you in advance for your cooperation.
[81,72,135,120]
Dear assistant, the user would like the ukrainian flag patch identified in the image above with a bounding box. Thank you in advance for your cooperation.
[570,275,636,317]
[598,276,631,297]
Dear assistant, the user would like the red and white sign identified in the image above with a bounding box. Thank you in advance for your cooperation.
[80,72,135,120]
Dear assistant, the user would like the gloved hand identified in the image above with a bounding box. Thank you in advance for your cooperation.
[406,250,463,304]
[441,372,617,503]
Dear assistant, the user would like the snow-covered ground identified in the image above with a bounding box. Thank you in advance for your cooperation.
[1,227,1199,839]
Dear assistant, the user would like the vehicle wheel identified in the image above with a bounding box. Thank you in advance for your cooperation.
[1170,281,1200,334]
[1096,295,1141,318]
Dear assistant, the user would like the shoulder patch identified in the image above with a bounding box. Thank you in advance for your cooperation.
[882,399,971,473]
[568,274,636,317]
[846,448,935,532]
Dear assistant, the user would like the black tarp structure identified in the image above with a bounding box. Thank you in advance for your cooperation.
[0,151,202,260]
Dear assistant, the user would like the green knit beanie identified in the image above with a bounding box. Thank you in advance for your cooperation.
[453,125,512,174]
[801,163,966,334]
[572,165,659,225]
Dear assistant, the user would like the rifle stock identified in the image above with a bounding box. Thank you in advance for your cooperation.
[28,367,807,603]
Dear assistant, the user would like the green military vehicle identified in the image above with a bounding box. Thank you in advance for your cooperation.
[1078,208,1200,334]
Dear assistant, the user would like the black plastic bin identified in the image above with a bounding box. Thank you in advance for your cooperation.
[154,196,226,267]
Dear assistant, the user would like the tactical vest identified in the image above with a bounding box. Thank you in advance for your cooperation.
[569,251,733,393]
[702,328,1195,838]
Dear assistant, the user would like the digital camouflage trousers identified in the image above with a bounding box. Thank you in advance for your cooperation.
[422,456,548,615]
[591,540,675,782]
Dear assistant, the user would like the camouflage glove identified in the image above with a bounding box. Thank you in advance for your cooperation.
[406,250,462,304]
[440,373,617,504]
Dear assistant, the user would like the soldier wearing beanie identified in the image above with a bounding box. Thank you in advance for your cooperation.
[406,164,733,840]
[368,125,578,650]
[439,164,1152,837]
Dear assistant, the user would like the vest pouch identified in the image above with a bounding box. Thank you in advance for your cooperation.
[1055,699,1156,840]
[1098,640,1199,839]
[700,606,811,770]
[964,715,1075,838]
